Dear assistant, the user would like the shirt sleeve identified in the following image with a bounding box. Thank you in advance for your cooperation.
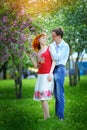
[49,44,70,61]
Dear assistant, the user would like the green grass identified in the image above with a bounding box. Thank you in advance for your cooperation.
[0,76,87,130]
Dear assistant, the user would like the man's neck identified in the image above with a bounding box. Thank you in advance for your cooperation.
[56,39,62,45]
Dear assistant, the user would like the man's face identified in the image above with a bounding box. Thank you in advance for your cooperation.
[52,32,59,42]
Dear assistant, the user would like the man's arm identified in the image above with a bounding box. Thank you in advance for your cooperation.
[50,44,69,61]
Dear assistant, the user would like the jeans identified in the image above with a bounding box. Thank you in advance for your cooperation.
[53,65,66,119]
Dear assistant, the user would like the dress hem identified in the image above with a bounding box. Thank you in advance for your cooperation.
[33,97,52,101]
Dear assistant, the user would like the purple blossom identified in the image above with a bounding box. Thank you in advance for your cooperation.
[13,20,17,26]
[21,10,25,15]
[0,36,3,40]
[30,27,35,31]
[0,13,36,64]
[23,22,26,25]
[9,37,17,43]
[3,16,7,23]
[29,18,33,22]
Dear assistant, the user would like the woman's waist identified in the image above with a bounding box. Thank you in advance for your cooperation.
[38,67,51,74]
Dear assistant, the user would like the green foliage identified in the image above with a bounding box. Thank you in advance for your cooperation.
[0,76,87,130]
[33,0,87,53]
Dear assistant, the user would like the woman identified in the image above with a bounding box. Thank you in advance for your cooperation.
[28,33,55,120]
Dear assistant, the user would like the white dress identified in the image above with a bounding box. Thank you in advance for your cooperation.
[33,74,54,101]
[33,48,54,101]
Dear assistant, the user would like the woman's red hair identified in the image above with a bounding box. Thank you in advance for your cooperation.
[32,33,46,52]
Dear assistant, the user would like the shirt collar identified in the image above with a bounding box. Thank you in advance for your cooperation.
[54,39,64,47]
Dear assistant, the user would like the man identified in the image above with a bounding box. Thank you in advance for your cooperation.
[50,27,70,120]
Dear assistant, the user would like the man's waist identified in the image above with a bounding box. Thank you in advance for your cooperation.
[55,64,65,68]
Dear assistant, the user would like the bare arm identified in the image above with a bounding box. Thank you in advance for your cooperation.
[49,60,56,74]
[27,53,37,68]
[47,60,56,82]
[47,46,56,82]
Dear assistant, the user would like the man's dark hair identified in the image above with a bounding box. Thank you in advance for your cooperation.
[52,27,64,38]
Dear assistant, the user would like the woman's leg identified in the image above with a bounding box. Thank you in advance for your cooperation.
[41,100,50,120]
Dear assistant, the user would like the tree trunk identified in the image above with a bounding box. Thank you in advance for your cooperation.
[14,63,22,99]
[2,61,8,79]
[69,75,73,86]
[73,52,80,86]
[12,54,22,99]
[15,73,22,98]
[78,68,80,81]
[68,52,80,86]
[68,55,73,86]
[73,74,77,86]
[0,61,8,79]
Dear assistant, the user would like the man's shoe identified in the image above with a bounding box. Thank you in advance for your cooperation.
[59,118,64,121]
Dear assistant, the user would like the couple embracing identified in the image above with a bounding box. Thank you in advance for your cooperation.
[28,27,69,121]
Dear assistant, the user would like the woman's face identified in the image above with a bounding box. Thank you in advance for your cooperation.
[39,35,47,45]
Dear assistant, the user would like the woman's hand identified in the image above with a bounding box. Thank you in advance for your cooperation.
[38,56,45,63]
[26,51,37,68]
[47,73,53,82]
[26,51,31,57]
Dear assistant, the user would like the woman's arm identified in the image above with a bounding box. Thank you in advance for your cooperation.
[47,60,56,82]
[49,60,56,74]
[27,53,37,68]
[47,46,56,82]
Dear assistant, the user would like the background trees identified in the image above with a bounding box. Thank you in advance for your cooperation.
[0,0,87,98]
[34,0,87,86]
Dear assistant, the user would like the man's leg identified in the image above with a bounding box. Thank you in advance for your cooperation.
[54,67,66,119]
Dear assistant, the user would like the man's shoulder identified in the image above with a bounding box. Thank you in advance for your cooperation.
[62,40,69,48]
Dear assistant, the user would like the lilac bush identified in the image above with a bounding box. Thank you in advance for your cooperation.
[0,14,35,65]
[0,4,36,98]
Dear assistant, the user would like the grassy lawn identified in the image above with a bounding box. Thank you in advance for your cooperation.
[0,76,87,130]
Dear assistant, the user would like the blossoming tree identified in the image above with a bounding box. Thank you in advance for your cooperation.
[0,1,36,98]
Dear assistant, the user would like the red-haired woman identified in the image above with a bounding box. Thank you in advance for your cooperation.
[28,33,55,120]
